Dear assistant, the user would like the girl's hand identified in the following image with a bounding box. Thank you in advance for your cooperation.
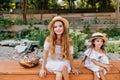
[39,69,47,78]
[71,68,80,75]
[105,64,112,72]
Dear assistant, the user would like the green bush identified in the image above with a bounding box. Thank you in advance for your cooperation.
[0,18,13,29]
[106,41,120,53]
[15,29,31,40]
[69,29,88,58]
[0,31,11,41]
[104,24,120,38]
[13,19,25,25]
[15,29,49,48]
[24,29,49,49]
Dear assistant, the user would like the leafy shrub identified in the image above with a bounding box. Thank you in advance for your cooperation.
[0,31,11,41]
[83,22,90,34]
[15,29,31,40]
[106,41,120,53]
[104,24,120,38]
[15,29,49,48]
[25,29,49,48]
[43,20,49,25]
[90,16,99,24]
[13,19,25,25]
[0,18,13,29]
[69,29,88,58]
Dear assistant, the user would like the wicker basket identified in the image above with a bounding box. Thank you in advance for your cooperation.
[19,55,39,68]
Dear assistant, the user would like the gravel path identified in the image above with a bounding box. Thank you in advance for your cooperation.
[0,46,16,60]
[0,46,120,60]
[0,46,43,60]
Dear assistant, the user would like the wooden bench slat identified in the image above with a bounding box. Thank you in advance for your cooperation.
[110,60,120,71]
[0,73,119,80]
[0,60,120,80]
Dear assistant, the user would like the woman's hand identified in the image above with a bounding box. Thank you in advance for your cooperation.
[39,69,47,78]
[71,68,80,75]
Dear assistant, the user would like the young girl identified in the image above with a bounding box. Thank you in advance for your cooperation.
[39,16,79,80]
[83,32,112,80]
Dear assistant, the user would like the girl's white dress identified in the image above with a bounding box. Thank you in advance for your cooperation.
[84,48,109,78]
[44,41,73,73]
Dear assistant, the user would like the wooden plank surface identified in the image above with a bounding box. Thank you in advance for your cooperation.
[0,73,119,80]
[0,60,119,74]
[0,60,120,80]
[110,60,120,70]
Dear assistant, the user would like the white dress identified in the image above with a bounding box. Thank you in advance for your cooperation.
[44,41,73,73]
[84,48,109,78]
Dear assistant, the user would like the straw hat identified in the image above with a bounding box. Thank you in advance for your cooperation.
[89,32,108,43]
[48,16,69,30]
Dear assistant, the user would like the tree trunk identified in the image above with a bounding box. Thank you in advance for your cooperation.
[22,0,27,24]
[116,0,119,23]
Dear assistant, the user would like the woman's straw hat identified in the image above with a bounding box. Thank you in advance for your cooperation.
[48,16,69,30]
[89,32,108,43]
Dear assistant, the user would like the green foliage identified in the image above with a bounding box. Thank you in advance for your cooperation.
[104,24,120,39]
[83,22,90,34]
[43,20,49,25]
[0,31,11,41]
[48,0,58,9]
[0,0,116,11]
[25,29,49,48]
[91,16,99,24]
[16,29,31,39]
[110,0,117,9]
[27,0,48,9]
[112,36,120,40]
[27,0,38,9]
[106,41,120,53]
[0,0,15,11]
[0,18,13,29]
[69,30,88,58]
[13,19,25,25]
[87,0,112,9]
[28,20,35,28]
[15,29,50,49]
[76,0,88,9]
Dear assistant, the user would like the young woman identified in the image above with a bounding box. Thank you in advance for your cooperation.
[39,16,79,80]
[83,32,112,80]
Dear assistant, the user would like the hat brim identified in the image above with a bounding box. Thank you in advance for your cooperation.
[48,16,69,30]
[89,37,108,43]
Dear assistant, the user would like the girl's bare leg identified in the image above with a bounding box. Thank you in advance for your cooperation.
[56,72,63,80]
[99,69,106,80]
[61,66,69,80]
[94,72,100,80]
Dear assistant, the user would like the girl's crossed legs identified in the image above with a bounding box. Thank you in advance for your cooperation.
[94,68,106,80]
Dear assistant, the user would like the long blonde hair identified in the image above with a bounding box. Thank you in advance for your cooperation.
[49,20,70,60]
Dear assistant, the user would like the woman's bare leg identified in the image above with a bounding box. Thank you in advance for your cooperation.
[94,72,100,80]
[56,72,63,80]
[99,69,106,80]
[61,66,69,80]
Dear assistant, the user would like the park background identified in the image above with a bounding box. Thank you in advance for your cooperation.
[0,0,120,60]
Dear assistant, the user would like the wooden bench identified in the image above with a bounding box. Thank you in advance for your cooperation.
[0,60,120,80]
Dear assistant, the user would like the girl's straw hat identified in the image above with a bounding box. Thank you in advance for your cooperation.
[89,32,108,43]
[48,16,69,30]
